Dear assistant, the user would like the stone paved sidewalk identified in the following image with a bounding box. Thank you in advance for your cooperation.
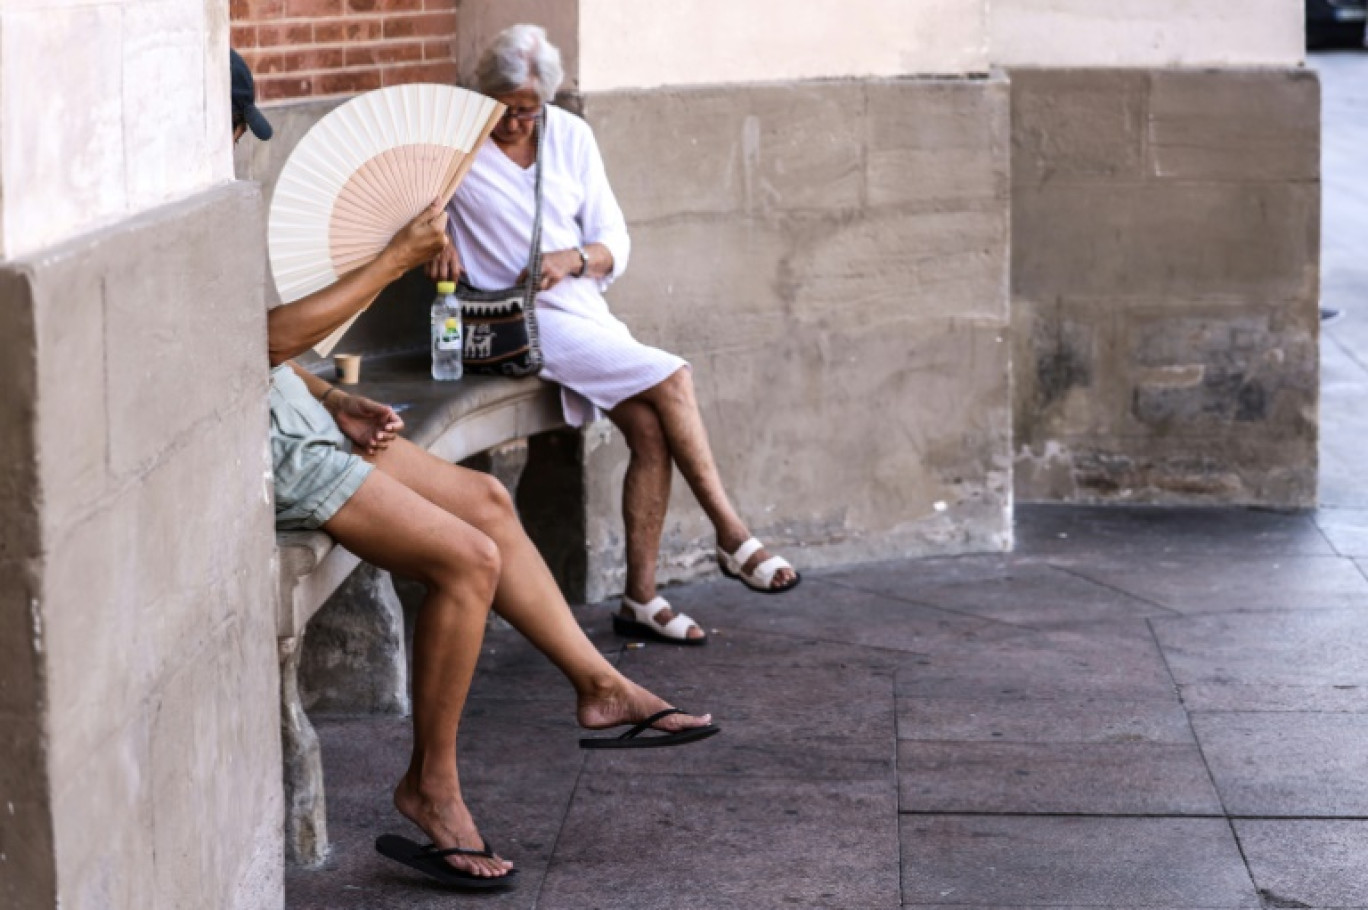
[286,502,1368,910]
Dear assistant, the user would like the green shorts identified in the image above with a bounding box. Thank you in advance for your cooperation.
[269,365,373,531]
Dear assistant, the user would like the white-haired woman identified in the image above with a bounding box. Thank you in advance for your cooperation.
[429,24,800,646]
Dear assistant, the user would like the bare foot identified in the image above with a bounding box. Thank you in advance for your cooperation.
[576,678,712,733]
[393,775,514,879]
[717,530,798,590]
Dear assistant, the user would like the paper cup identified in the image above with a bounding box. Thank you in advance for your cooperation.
[335,353,362,385]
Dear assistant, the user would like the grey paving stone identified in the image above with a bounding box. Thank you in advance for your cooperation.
[900,815,1260,907]
[898,741,1222,815]
[1070,554,1368,615]
[816,552,1037,594]
[1151,610,1368,711]
[895,620,1177,701]
[832,562,1176,629]
[676,575,1027,653]
[590,662,895,781]
[1314,507,1368,557]
[602,613,902,673]
[1015,505,1334,558]
[1236,820,1368,909]
[1192,712,1368,816]
[540,774,900,910]
[286,709,585,910]
[897,696,1194,744]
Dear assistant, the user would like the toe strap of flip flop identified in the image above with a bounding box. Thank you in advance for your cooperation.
[614,707,684,741]
[420,838,496,860]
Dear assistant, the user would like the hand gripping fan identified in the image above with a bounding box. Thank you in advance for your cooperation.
[267,83,505,356]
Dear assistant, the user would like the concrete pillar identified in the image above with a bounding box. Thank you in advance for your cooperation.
[0,4,284,908]
[298,564,410,716]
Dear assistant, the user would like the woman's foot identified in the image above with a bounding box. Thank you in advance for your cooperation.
[617,590,705,641]
[393,774,514,879]
[717,529,798,591]
[576,677,712,733]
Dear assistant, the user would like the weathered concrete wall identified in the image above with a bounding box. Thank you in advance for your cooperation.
[578,0,989,90]
[0,2,233,258]
[990,0,1303,67]
[579,76,1013,600]
[0,183,284,908]
[1011,69,1320,505]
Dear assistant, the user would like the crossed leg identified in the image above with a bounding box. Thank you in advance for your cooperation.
[323,438,712,878]
[608,367,797,631]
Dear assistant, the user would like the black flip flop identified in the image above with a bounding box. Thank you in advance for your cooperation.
[375,833,519,891]
[579,707,721,750]
[612,612,709,646]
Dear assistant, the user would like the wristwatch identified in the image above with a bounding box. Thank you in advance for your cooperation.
[574,245,589,277]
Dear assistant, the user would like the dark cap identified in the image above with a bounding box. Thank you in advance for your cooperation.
[230,49,273,140]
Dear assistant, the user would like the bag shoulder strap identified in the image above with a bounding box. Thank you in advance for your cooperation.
[524,108,546,301]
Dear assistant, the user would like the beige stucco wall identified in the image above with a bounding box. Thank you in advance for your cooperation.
[0,2,232,259]
[577,0,990,90]
[991,0,1303,67]
[570,0,1302,92]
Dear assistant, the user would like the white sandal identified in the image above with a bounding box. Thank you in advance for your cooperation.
[717,537,801,594]
[612,595,707,646]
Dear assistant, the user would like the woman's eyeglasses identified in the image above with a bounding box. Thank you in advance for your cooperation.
[500,106,540,123]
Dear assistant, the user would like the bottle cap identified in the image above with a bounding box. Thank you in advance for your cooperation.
[436,281,456,294]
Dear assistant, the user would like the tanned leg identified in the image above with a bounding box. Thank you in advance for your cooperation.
[323,469,511,879]
[365,437,713,731]
[636,367,797,587]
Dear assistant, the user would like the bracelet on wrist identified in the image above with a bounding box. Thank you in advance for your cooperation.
[321,387,342,409]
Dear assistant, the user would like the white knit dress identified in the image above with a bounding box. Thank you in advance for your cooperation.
[444,104,686,427]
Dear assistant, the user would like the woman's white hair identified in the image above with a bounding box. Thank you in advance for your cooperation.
[475,24,564,103]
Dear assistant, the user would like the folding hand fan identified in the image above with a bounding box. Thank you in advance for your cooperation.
[267,83,505,356]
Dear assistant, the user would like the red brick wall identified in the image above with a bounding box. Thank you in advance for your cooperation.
[231,0,459,102]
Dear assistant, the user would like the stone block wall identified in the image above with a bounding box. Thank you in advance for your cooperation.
[1011,69,1320,505]
[0,184,284,909]
[578,76,1014,599]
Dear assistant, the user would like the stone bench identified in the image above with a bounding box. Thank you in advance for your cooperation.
[274,352,567,866]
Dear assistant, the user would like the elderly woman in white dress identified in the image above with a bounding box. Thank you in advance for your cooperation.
[428,24,799,645]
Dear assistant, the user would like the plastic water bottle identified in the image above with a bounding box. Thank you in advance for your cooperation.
[431,281,463,381]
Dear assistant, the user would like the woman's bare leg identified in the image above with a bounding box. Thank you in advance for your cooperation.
[636,367,797,587]
[323,469,512,878]
[605,399,703,639]
[366,437,712,730]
